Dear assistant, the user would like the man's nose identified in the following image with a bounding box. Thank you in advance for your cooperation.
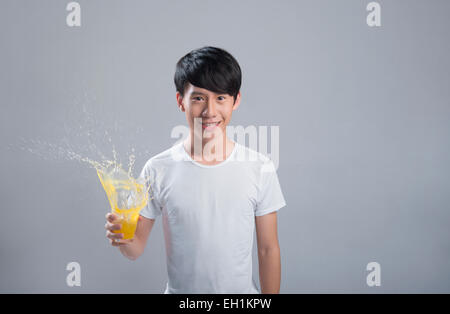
[203,100,217,117]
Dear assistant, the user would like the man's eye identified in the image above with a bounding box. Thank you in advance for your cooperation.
[218,96,226,101]
[192,97,203,101]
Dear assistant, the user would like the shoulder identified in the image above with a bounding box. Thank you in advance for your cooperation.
[141,142,183,175]
[233,143,276,173]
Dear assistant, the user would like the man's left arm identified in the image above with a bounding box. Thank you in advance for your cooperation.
[255,211,281,294]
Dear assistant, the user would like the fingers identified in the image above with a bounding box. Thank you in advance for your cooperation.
[106,229,131,247]
[106,230,123,240]
[105,213,122,233]
[104,221,121,232]
[110,238,133,247]
[105,212,119,223]
[105,212,133,247]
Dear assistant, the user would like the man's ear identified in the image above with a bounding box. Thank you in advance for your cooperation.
[232,92,241,111]
[176,92,185,112]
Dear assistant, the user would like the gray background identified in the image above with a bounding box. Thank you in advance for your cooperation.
[1,0,449,293]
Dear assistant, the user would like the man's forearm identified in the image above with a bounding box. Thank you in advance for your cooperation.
[258,247,281,293]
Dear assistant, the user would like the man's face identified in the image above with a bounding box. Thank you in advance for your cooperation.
[176,82,241,139]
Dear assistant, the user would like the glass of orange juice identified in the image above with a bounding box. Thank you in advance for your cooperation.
[97,165,149,240]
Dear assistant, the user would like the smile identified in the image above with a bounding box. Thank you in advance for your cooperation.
[202,121,221,130]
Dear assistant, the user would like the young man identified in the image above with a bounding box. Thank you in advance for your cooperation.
[105,46,287,294]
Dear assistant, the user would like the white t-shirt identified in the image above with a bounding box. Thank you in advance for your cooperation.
[138,140,287,294]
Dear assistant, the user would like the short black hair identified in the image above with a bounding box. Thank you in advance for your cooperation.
[174,46,242,103]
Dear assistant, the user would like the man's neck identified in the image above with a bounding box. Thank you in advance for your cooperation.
[184,133,235,165]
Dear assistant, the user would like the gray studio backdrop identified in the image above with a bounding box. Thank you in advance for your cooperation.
[1,0,449,293]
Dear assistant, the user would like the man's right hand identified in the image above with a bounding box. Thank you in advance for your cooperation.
[104,212,154,260]
[105,213,128,246]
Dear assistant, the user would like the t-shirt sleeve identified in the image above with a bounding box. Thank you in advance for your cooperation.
[138,160,162,219]
[255,159,287,216]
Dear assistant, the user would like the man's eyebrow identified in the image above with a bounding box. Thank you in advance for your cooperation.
[191,91,228,96]
[190,91,206,95]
